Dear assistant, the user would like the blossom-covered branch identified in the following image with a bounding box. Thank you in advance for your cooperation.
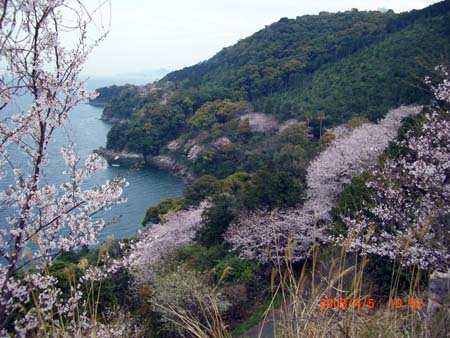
[0,0,131,335]
[118,201,210,283]
[338,66,450,271]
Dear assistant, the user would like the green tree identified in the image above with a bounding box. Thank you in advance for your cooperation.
[196,193,239,247]
[240,168,304,209]
[184,175,222,205]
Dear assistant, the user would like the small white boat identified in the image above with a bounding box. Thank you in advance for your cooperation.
[111,163,120,167]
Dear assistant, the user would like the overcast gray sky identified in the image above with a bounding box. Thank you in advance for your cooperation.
[83,0,440,76]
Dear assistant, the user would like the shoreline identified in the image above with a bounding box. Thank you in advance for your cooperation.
[94,147,195,183]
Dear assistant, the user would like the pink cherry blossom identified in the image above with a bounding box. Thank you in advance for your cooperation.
[336,70,450,271]
[225,105,421,263]
[117,201,210,283]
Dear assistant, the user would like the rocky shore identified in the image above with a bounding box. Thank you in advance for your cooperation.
[99,115,122,123]
[87,102,124,123]
[94,147,195,182]
[87,101,106,108]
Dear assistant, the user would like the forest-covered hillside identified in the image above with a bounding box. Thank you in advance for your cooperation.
[92,1,450,186]
[95,0,450,138]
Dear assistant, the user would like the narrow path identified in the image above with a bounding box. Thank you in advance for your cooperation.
[236,305,284,338]
[240,319,275,338]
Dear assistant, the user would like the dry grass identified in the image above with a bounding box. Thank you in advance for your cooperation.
[264,242,430,338]
[159,238,449,338]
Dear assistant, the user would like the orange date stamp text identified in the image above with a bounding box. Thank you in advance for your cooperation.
[319,297,424,310]
[320,297,375,309]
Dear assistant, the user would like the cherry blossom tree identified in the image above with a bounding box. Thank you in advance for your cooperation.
[338,66,450,271]
[119,201,210,283]
[0,0,129,335]
[225,105,421,263]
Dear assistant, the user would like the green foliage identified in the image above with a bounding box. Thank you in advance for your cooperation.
[277,124,309,146]
[106,119,157,156]
[221,172,252,194]
[346,116,370,128]
[106,103,184,157]
[188,99,249,131]
[177,243,230,271]
[164,10,398,99]
[189,105,216,131]
[318,131,336,148]
[106,121,130,151]
[142,197,184,226]
[273,124,311,176]
[196,193,239,247]
[331,172,374,235]
[90,85,124,106]
[100,85,152,120]
[386,108,429,159]
[184,175,222,205]
[162,2,450,118]
[213,255,258,285]
[239,167,305,209]
[176,244,258,286]
[253,9,450,129]
[48,260,80,296]
[191,143,244,178]
[273,143,308,175]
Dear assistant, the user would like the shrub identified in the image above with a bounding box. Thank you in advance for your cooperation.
[151,265,230,336]
[142,198,184,225]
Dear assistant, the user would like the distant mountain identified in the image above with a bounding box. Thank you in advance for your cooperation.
[84,69,171,91]
[117,68,172,79]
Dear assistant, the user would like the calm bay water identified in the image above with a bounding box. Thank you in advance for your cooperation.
[68,103,186,242]
[0,83,185,244]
